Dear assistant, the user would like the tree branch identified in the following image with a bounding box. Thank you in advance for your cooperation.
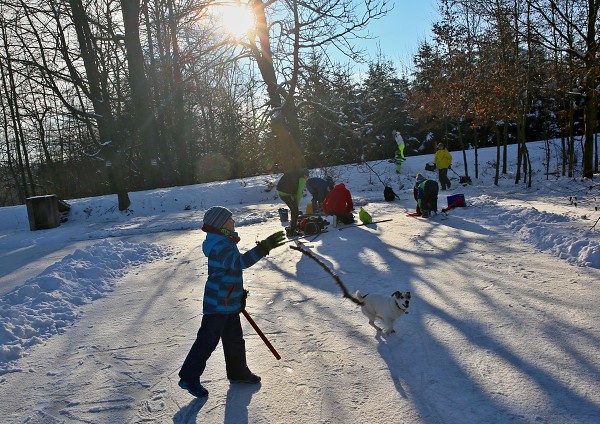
[290,243,364,306]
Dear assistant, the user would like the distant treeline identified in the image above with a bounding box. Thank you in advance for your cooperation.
[0,0,597,207]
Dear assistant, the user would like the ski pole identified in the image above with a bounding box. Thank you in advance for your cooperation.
[337,218,393,230]
[449,167,461,177]
[242,309,281,360]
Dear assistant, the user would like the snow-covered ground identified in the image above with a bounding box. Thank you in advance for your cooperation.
[0,139,598,423]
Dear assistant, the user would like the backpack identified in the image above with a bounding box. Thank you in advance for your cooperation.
[358,207,373,224]
[299,216,329,234]
[304,221,321,235]
[384,186,398,201]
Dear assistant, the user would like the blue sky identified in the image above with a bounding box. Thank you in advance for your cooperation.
[351,0,439,74]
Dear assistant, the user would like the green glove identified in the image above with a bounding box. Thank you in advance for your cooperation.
[257,231,286,255]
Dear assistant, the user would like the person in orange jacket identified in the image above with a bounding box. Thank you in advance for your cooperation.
[323,183,355,224]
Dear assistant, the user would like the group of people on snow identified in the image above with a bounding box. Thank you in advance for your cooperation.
[276,169,355,236]
[177,132,453,399]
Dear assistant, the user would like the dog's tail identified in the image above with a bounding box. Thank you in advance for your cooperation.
[355,290,367,303]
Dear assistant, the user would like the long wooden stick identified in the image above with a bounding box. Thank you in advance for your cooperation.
[290,244,364,306]
[242,309,281,360]
[337,218,393,230]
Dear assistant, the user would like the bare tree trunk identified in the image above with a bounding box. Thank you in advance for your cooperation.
[121,0,160,189]
[473,126,479,179]
[581,0,597,179]
[165,0,190,184]
[494,126,501,185]
[67,0,130,209]
[568,133,575,178]
[525,146,533,188]
[249,0,305,171]
[561,135,566,176]
[457,124,470,178]
[595,133,599,173]
[502,119,508,174]
[544,139,551,179]
[142,0,168,186]
[515,115,526,184]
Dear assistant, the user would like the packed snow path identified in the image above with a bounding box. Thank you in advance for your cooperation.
[1,140,599,423]
[1,213,598,423]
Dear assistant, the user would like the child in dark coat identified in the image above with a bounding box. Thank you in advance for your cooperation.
[305,176,334,213]
[178,206,285,398]
[414,173,439,217]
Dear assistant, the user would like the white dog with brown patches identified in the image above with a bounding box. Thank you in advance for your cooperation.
[355,290,411,334]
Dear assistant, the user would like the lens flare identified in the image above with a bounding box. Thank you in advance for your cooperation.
[216,3,255,38]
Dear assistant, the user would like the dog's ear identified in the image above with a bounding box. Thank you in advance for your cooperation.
[406,291,411,300]
[392,291,403,299]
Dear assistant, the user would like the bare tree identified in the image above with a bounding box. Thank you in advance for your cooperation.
[120,0,161,187]
[523,0,599,179]
[63,0,130,209]
[0,14,35,201]
[234,0,390,170]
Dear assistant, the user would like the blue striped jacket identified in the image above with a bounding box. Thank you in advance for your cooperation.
[201,232,266,314]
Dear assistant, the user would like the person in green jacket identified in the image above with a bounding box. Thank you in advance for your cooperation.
[413,173,439,217]
[433,143,453,190]
[276,168,309,236]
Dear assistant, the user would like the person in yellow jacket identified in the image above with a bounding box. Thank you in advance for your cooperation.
[433,143,452,190]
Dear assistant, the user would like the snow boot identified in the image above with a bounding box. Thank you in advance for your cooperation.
[229,373,261,384]
[178,379,208,398]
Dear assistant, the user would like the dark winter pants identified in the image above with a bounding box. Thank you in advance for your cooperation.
[438,168,451,190]
[310,189,328,213]
[280,194,300,231]
[336,213,355,224]
[179,313,250,383]
[421,180,439,213]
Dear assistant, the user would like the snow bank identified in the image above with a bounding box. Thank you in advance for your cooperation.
[0,240,170,369]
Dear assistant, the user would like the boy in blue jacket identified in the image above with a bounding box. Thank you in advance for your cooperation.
[178,206,285,398]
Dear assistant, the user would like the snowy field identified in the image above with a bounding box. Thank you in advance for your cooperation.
[0,139,599,423]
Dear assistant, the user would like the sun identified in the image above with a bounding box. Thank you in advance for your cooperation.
[215,3,256,39]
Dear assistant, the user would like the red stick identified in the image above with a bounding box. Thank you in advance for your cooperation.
[242,309,281,360]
